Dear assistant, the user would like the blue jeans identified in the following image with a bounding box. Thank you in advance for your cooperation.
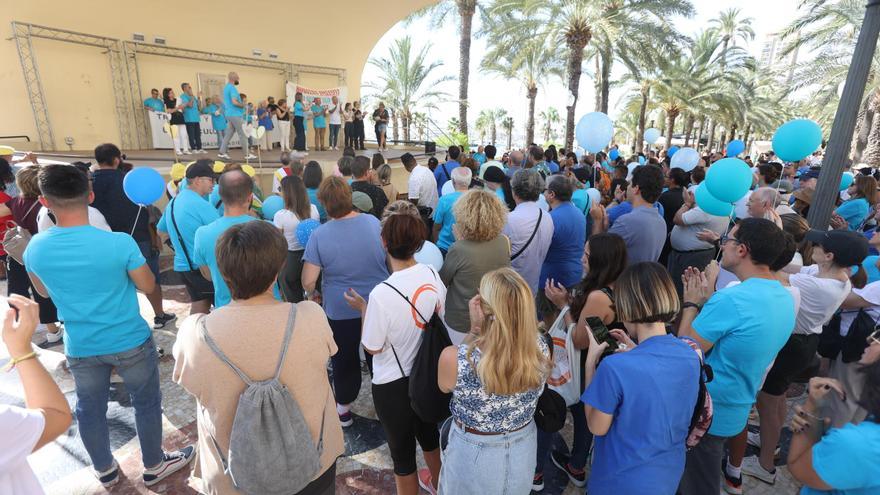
[67,337,164,471]
[535,402,592,473]
[439,420,537,494]
[329,124,341,147]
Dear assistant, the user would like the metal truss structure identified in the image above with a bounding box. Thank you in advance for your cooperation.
[11,21,347,151]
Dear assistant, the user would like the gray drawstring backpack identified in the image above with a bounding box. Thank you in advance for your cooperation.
[199,305,326,494]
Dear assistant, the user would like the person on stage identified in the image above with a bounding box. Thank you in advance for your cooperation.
[143,89,164,112]
[293,92,307,152]
[163,88,190,156]
[179,83,206,154]
[218,72,254,160]
[202,97,227,148]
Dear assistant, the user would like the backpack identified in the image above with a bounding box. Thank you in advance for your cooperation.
[199,305,327,495]
[3,201,41,265]
[819,310,878,363]
[680,337,714,449]
[382,270,453,424]
[546,306,582,406]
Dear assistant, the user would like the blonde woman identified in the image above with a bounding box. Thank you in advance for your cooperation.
[439,189,510,345]
[377,163,399,204]
[437,268,551,494]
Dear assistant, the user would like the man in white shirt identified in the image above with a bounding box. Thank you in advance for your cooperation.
[668,188,729,297]
[404,152,438,211]
[503,169,554,295]
[328,96,342,150]
[272,151,306,194]
[479,144,504,179]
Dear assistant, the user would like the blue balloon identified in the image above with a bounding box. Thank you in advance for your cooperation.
[295,219,321,247]
[415,240,444,271]
[726,139,745,157]
[123,167,165,205]
[638,156,646,165]
[261,195,284,220]
[840,171,855,192]
[705,158,752,203]
[576,112,614,153]
[573,147,584,159]
[644,128,661,145]
[609,148,620,160]
[695,183,734,217]
[668,146,680,157]
[772,119,823,162]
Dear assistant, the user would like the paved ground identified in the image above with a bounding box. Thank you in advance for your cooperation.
[1,268,806,495]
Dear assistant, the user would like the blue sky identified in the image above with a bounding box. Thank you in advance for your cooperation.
[361,0,802,142]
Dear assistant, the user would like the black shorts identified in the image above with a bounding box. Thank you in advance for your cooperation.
[372,376,440,476]
[762,333,819,396]
[180,270,214,303]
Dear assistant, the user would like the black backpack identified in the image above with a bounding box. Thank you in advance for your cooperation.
[819,310,878,363]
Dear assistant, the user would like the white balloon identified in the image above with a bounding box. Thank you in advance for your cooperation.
[670,147,700,172]
[576,112,614,153]
[586,188,601,205]
[415,241,444,271]
[644,128,661,145]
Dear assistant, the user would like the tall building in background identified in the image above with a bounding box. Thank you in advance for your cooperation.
[760,31,800,84]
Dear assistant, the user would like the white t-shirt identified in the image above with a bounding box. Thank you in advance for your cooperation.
[407,165,438,210]
[0,405,45,495]
[273,206,320,251]
[670,207,729,251]
[361,263,447,385]
[36,206,112,233]
[791,265,852,335]
[328,103,342,125]
[841,281,880,337]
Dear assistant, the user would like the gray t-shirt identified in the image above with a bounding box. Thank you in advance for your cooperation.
[609,205,667,264]
[670,207,729,251]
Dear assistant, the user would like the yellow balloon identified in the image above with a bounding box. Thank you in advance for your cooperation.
[213,161,226,173]
[241,164,256,177]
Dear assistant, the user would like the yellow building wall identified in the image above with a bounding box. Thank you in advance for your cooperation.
[0,0,436,150]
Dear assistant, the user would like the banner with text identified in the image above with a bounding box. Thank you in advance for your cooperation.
[285,83,348,114]
[148,112,241,149]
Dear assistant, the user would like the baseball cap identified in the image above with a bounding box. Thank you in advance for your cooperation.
[799,167,821,180]
[185,159,217,180]
[483,165,506,183]
[352,191,373,213]
[805,229,869,267]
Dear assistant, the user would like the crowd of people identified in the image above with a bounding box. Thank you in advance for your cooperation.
[3,135,880,495]
[143,72,387,158]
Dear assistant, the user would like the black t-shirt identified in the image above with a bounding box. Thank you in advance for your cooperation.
[165,98,184,125]
[268,103,279,113]
[351,180,389,219]
[372,109,388,123]
[91,168,151,243]
[657,187,684,233]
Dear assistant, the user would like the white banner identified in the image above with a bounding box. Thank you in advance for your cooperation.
[284,83,348,115]
[148,111,240,149]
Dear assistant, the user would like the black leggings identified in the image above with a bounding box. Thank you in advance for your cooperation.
[294,116,306,151]
[344,122,354,148]
[329,317,371,405]
[185,122,201,150]
[279,250,305,303]
[8,257,58,323]
[373,376,440,475]
[354,121,365,149]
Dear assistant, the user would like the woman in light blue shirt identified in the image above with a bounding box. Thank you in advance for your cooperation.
[293,92,307,151]
[311,98,327,151]
[835,174,877,231]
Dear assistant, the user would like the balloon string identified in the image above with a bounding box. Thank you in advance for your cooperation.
[715,209,736,262]
[131,205,143,237]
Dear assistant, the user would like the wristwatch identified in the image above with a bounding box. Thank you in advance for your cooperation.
[681,301,702,311]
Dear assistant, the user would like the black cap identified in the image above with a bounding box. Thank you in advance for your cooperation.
[186,159,217,180]
[805,229,869,267]
[800,167,821,180]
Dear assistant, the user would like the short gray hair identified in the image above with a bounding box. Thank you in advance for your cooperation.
[546,175,574,202]
[452,166,473,188]
[751,187,781,208]
[511,169,545,202]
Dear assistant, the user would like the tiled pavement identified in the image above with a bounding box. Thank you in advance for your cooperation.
[1,272,805,495]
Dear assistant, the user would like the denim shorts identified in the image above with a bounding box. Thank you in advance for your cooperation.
[137,241,160,280]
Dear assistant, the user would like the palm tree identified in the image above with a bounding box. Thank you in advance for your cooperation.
[408,1,483,137]
[365,37,453,143]
[447,117,461,134]
[618,42,677,153]
[475,109,493,143]
[411,112,428,141]
[539,108,561,143]
[502,116,515,150]
[491,108,507,144]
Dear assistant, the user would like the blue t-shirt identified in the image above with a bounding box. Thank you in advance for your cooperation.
[144,97,164,112]
[571,189,591,215]
[582,335,700,495]
[294,101,305,117]
[472,152,487,165]
[540,202,586,288]
[179,93,200,123]
[434,160,459,196]
[193,215,256,308]
[306,188,327,222]
[157,188,220,272]
[302,213,389,319]
[257,107,274,130]
[607,200,665,226]
[801,421,880,495]
[24,226,150,358]
[548,161,560,174]
[835,197,870,231]
[433,191,463,251]
[693,278,795,436]
[203,103,227,131]
[223,83,244,118]
[311,105,326,128]
[863,255,880,284]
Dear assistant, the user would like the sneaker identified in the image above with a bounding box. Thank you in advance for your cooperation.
[45,326,64,344]
[217,153,230,159]
[417,468,437,495]
[95,460,120,488]
[198,149,208,154]
[245,153,257,160]
[182,150,192,155]
[532,472,544,492]
[742,455,776,484]
[143,445,196,487]
[747,430,781,456]
[339,411,353,428]
[550,451,586,487]
[722,457,742,495]
[154,312,178,329]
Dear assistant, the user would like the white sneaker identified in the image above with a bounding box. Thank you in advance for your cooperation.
[217,153,230,159]
[245,153,257,160]
[45,326,64,344]
[182,150,192,155]
[742,455,776,484]
[199,149,208,154]
[746,430,761,448]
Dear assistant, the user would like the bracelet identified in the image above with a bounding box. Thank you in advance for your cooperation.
[3,351,37,372]
[682,302,702,311]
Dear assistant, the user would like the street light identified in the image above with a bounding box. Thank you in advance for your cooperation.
[808,0,880,229]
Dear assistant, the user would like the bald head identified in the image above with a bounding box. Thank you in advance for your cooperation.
[510,150,524,166]
[219,170,253,206]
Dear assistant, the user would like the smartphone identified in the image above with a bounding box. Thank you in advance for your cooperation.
[584,316,619,360]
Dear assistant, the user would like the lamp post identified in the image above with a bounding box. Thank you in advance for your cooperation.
[808,0,880,229]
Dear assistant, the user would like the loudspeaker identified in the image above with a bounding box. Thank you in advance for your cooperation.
[425,141,436,154]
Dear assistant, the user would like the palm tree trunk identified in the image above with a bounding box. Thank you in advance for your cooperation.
[636,87,649,154]
[665,111,677,149]
[391,110,399,143]
[853,94,875,162]
[564,31,590,151]
[600,46,612,115]
[507,125,513,150]
[863,105,880,167]
[743,123,752,146]
[402,109,410,143]
[457,1,476,137]
[683,115,695,147]
[696,118,706,151]
[594,54,602,112]
[526,86,538,145]
[491,121,497,145]
[707,119,717,152]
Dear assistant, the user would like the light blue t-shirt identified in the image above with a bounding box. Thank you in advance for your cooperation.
[801,421,880,495]
[540,202,586,288]
[307,188,327,222]
[311,105,326,128]
[302,213,389,320]
[583,335,699,495]
[835,197,870,231]
[144,97,164,112]
[179,93,200,123]
[693,278,795,436]
[202,103,227,131]
[257,107,274,130]
[433,191,463,251]
[294,101,305,117]
[223,83,244,118]
[24,226,150,358]
[157,188,220,272]
[193,215,256,308]
[472,152,487,165]
[863,255,880,284]
[571,189,591,215]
